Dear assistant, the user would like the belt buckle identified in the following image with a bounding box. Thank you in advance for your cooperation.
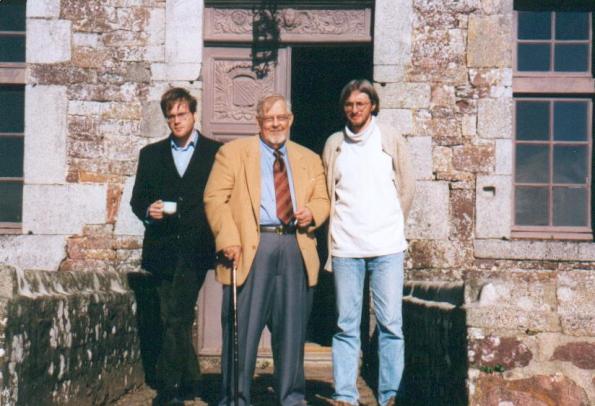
[276,226,284,235]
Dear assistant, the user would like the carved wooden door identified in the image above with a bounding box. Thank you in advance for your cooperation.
[197,46,290,356]
[201,47,291,142]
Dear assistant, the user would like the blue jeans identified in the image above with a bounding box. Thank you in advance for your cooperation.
[331,253,405,406]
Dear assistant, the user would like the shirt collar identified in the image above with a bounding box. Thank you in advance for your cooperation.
[259,137,287,156]
[170,130,198,151]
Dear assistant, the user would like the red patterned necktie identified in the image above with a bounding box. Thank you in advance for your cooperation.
[273,150,294,225]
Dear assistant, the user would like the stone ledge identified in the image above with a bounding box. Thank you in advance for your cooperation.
[474,239,595,261]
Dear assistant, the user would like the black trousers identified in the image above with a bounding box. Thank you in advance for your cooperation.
[219,233,313,406]
[156,255,208,390]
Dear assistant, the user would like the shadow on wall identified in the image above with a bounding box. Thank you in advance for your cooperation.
[361,281,468,406]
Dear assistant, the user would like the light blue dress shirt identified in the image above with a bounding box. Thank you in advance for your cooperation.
[259,139,297,225]
[170,130,198,177]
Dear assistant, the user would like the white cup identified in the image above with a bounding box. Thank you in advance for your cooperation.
[162,201,177,215]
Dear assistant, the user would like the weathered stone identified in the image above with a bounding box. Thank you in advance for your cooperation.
[373,0,412,81]
[377,82,432,109]
[0,236,67,272]
[27,0,60,18]
[406,136,433,180]
[557,271,595,336]
[125,62,151,83]
[30,64,98,85]
[150,62,202,81]
[24,85,68,185]
[475,175,512,239]
[471,374,590,406]
[430,107,463,146]
[432,145,452,174]
[114,177,145,236]
[450,189,474,240]
[27,19,72,64]
[72,47,110,69]
[431,84,456,107]
[107,184,124,225]
[467,15,512,68]
[551,342,595,370]
[473,240,591,261]
[377,109,413,136]
[469,335,533,369]
[478,98,513,139]
[495,139,512,175]
[141,100,169,139]
[408,240,471,269]
[407,181,449,240]
[461,114,477,137]
[481,0,513,15]
[165,0,203,64]
[61,1,117,32]
[452,143,494,173]
[22,184,107,235]
[67,83,141,103]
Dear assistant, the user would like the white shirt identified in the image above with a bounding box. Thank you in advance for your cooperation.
[331,118,407,257]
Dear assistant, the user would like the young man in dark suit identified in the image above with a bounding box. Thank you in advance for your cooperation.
[131,87,220,406]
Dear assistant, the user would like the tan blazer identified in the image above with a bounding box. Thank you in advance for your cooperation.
[204,136,330,287]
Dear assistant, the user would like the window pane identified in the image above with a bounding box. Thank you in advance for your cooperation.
[554,44,589,72]
[516,101,549,141]
[518,12,552,40]
[554,146,588,184]
[554,101,588,141]
[553,187,588,226]
[555,12,589,40]
[516,145,549,183]
[0,86,25,133]
[515,187,548,226]
[0,136,23,177]
[0,35,26,63]
[0,181,22,222]
[518,44,551,71]
[0,0,26,31]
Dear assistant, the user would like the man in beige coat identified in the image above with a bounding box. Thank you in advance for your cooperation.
[204,94,329,406]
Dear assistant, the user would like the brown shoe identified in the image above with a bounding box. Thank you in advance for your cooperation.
[385,396,397,406]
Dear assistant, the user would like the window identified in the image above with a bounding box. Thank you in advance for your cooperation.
[513,5,594,239]
[0,0,25,234]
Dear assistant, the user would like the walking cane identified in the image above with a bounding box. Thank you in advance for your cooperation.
[231,265,239,405]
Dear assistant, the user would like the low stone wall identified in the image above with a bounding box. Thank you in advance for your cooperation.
[401,281,467,406]
[0,265,144,405]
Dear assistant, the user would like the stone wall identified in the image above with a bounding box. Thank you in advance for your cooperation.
[374,0,595,404]
[0,265,143,405]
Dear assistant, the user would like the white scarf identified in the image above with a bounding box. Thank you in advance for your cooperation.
[344,116,376,143]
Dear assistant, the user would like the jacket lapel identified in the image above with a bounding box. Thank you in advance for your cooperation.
[243,136,261,224]
[287,141,307,209]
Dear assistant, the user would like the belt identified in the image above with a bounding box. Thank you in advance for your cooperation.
[259,224,296,235]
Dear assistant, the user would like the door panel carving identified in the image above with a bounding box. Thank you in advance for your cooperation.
[202,47,290,142]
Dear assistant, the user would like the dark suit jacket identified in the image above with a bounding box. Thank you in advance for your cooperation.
[130,133,221,276]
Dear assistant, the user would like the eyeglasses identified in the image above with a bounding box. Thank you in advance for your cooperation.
[166,111,191,122]
[344,101,371,111]
[260,114,292,125]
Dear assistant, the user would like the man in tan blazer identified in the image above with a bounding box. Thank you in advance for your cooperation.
[204,94,329,406]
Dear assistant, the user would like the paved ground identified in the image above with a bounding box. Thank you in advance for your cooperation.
[113,363,379,406]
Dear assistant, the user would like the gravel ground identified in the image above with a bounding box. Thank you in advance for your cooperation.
[112,364,379,406]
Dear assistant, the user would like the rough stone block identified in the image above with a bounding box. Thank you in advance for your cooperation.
[468,335,533,369]
[477,98,513,139]
[24,85,67,184]
[462,114,477,137]
[26,20,72,63]
[165,0,203,64]
[406,136,432,180]
[475,175,512,239]
[147,8,166,46]
[450,189,474,240]
[473,240,590,261]
[467,15,512,68]
[408,240,471,269]
[374,0,412,80]
[407,181,449,239]
[551,342,595,370]
[495,139,512,175]
[471,374,589,406]
[0,236,66,271]
[377,82,431,109]
[452,144,495,173]
[481,0,513,15]
[22,184,107,235]
[377,109,413,136]
[115,178,145,237]
[557,270,595,336]
[150,63,202,81]
[26,0,60,18]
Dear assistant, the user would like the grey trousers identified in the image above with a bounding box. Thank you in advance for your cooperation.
[219,233,313,406]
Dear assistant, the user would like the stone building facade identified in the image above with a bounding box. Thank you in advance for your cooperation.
[0,0,593,405]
